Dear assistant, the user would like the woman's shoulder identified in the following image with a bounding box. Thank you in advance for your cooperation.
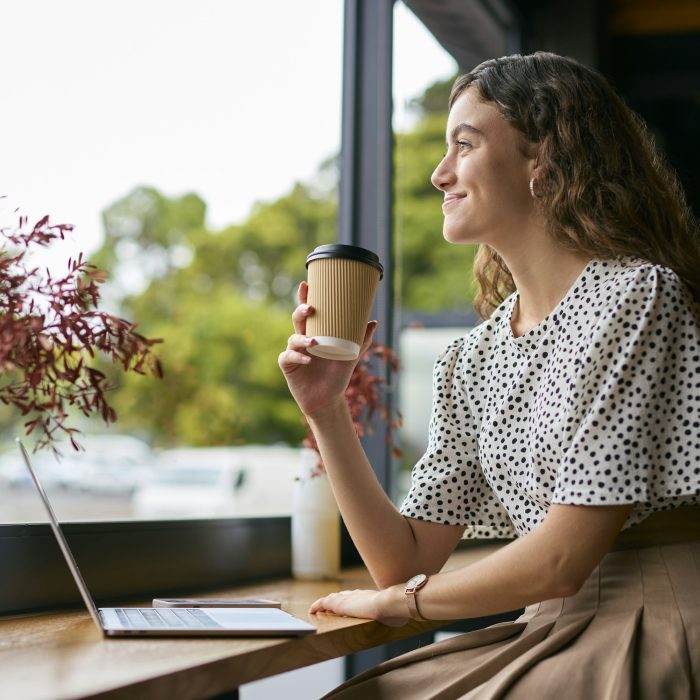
[593,256,686,298]
[568,257,699,358]
[582,256,696,321]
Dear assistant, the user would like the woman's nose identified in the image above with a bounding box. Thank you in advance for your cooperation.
[431,156,455,191]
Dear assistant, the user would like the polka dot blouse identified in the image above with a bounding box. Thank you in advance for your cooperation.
[400,257,700,538]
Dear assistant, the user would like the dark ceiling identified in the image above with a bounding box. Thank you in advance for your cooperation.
[403,0,517,70]
[402,0,700,217]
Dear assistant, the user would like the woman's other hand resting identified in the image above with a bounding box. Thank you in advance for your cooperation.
[309,588,410,628]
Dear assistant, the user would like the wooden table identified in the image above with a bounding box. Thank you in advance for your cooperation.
[0,544,503,700]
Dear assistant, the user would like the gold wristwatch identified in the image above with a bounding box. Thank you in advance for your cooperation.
[405,573,429,620]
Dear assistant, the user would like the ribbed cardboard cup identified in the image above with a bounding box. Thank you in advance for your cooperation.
[305,244,383,361]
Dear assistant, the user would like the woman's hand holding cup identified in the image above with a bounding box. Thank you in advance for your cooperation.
[279,244,383,420]
[278,281,377,420]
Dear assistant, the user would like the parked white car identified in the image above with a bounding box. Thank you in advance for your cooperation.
[131,445,307,518]
[0,448,63,489]
[55,435,155,495]
[131,448,246,518]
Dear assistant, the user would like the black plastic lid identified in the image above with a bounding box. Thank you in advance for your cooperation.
[305,244,383,279]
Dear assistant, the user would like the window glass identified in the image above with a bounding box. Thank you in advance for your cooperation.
[392,3,477,500]
[0,0,343,522]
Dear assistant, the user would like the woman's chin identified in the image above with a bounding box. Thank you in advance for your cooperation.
[442,226,479,245]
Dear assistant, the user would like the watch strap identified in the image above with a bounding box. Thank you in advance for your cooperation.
[405,574,429,621]
[406,591,428,621]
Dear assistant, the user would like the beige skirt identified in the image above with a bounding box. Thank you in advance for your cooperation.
[325,507,700,700]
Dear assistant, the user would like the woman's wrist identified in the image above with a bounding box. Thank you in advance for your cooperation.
[378,583,411,620]
[305,395,350,427]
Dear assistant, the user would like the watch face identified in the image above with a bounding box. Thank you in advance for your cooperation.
[407,573,428,588]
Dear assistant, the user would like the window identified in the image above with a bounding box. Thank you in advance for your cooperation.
[391,2,478,503]
[0,0,343,523]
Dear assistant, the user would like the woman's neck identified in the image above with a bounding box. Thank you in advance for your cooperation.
[504,245,591,337]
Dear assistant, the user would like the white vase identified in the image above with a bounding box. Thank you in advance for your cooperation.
[291,449,340,580]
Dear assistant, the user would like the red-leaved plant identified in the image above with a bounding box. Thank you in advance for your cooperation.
[0,210,162,452]
[302,343,401,477]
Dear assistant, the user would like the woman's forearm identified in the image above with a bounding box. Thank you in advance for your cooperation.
[379,531,570,622]
[307,398,425,587]
[377,502,633,621]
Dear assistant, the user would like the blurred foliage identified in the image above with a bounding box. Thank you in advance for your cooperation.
[95,181,335,447]
[394,74,478,312]
[64,75,475,448]
[408,75,456,116]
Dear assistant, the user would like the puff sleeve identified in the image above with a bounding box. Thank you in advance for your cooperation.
[554,265,700,507]
[400,336,516,538]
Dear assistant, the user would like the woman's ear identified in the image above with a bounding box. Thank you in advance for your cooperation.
[518,133,539,158]
[518,137,540,181]
[526,141,540,171]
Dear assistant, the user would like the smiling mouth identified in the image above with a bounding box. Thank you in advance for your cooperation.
[442,194,466,209]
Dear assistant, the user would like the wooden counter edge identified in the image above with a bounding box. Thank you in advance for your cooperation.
[0,542,508,700]
[87,543,509,699]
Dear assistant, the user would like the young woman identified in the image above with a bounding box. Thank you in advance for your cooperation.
[279,52,700,698]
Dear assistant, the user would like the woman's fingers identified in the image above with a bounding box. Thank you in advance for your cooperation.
[292,303,314,336]
[359,320,379,355]
[308,589,384,622]
[309,592,344,615]
[278,334,317,371]
[278,348,311,369]
[298,281,308,304]
[287,333,317,351]
[294,281,309,333]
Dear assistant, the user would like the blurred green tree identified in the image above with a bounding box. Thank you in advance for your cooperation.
[394,74,478,313]
[85,75,476,448]
[95,180,335,447]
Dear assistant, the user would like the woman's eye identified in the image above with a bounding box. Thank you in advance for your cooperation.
[457,140,472,151]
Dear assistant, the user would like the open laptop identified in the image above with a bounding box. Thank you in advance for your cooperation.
[17,438,316,637]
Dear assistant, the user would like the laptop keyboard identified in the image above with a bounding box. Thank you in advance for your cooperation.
[113,607,222,629]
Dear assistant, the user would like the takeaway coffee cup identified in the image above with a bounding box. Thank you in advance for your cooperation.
[304,244,383,361]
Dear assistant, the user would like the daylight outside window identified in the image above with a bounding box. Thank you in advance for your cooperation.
[1,1,472,525]
[0,0,343,522]
[391,3,478,505]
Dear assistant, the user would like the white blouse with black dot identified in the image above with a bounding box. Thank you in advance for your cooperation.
[400,257,700,538]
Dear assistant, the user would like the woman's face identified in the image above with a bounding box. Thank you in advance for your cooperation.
[431,87,537,248]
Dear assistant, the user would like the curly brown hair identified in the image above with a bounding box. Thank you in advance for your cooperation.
[449,52,700,319]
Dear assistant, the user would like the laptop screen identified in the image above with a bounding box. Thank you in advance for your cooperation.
[17,438,104,632]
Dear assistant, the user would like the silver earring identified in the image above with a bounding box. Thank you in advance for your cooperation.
[529,177,536,199]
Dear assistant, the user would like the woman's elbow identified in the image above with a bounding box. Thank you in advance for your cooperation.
[546,553,591,599]
[550,573,584,599]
